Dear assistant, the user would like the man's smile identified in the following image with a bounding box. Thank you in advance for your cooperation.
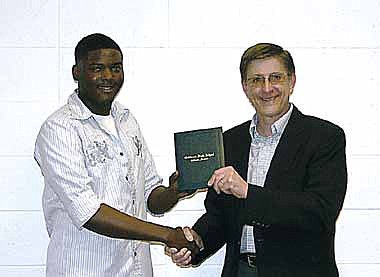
[97,84,114,93]
[260,95,279,103]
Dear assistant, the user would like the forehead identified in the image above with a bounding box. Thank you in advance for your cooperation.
[84,48,122,64]
[247,57,286,75]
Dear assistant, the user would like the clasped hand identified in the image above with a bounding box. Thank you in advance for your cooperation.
[165,227,204,267]
[166,227,200,261]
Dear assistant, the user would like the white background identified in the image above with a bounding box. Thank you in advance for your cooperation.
[0,0,379,276]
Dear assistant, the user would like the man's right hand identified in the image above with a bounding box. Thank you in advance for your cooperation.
[165,227,204,267]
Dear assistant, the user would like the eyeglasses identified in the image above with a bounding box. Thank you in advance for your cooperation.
[246,72,289,88]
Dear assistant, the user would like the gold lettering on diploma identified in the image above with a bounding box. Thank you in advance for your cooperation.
[183,152,215,162]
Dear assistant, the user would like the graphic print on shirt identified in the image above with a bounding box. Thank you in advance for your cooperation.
[85,139,114,166]
[132,135,142,157]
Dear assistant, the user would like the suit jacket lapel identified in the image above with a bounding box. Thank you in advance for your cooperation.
[227,120,251,181]
[264,106,306,189]
[240,128,250,181]
[231,121,251,232]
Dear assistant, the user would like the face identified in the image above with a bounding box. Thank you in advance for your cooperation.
[242,57,295,123]
[73,48,124,115]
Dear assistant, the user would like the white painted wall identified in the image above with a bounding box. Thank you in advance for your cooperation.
[1,0,379,276]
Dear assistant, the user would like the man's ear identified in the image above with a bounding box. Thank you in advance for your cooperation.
[241,80,249,96]
[72,64,80,81]
[289,73,296,95]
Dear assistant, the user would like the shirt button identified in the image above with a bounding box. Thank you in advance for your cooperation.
[120,152,124,156]
[134,251,137,256]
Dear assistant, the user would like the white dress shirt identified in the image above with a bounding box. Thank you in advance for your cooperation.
[240,104,293,254]
[34,91,162,277]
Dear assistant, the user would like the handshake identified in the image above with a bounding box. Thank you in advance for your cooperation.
[164,226,204,267]
[163,166,246,266]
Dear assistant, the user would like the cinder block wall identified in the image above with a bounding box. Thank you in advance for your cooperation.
[1,0,379,276]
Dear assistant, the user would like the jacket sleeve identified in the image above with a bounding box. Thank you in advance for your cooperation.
[191,188,232,265]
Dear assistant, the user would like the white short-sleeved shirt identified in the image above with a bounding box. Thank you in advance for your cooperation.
[34,91,162,277]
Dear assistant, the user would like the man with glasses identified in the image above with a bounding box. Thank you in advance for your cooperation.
[166,43,347,277]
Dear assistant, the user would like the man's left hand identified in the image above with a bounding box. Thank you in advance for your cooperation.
[169,171,197,199]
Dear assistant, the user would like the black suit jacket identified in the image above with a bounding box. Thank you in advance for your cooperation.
[192,106,347,277]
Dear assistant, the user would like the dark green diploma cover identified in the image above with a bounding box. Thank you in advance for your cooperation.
[174,127,225,191]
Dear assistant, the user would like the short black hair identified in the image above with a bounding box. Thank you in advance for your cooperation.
[240,43,295,81]
[74,33,122,64]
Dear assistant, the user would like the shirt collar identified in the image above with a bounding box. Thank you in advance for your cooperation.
[67,89,129,121]
[249,103,293,140]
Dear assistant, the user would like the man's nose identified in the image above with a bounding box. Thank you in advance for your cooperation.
[102,68,113,79]
[263,78,272,92]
